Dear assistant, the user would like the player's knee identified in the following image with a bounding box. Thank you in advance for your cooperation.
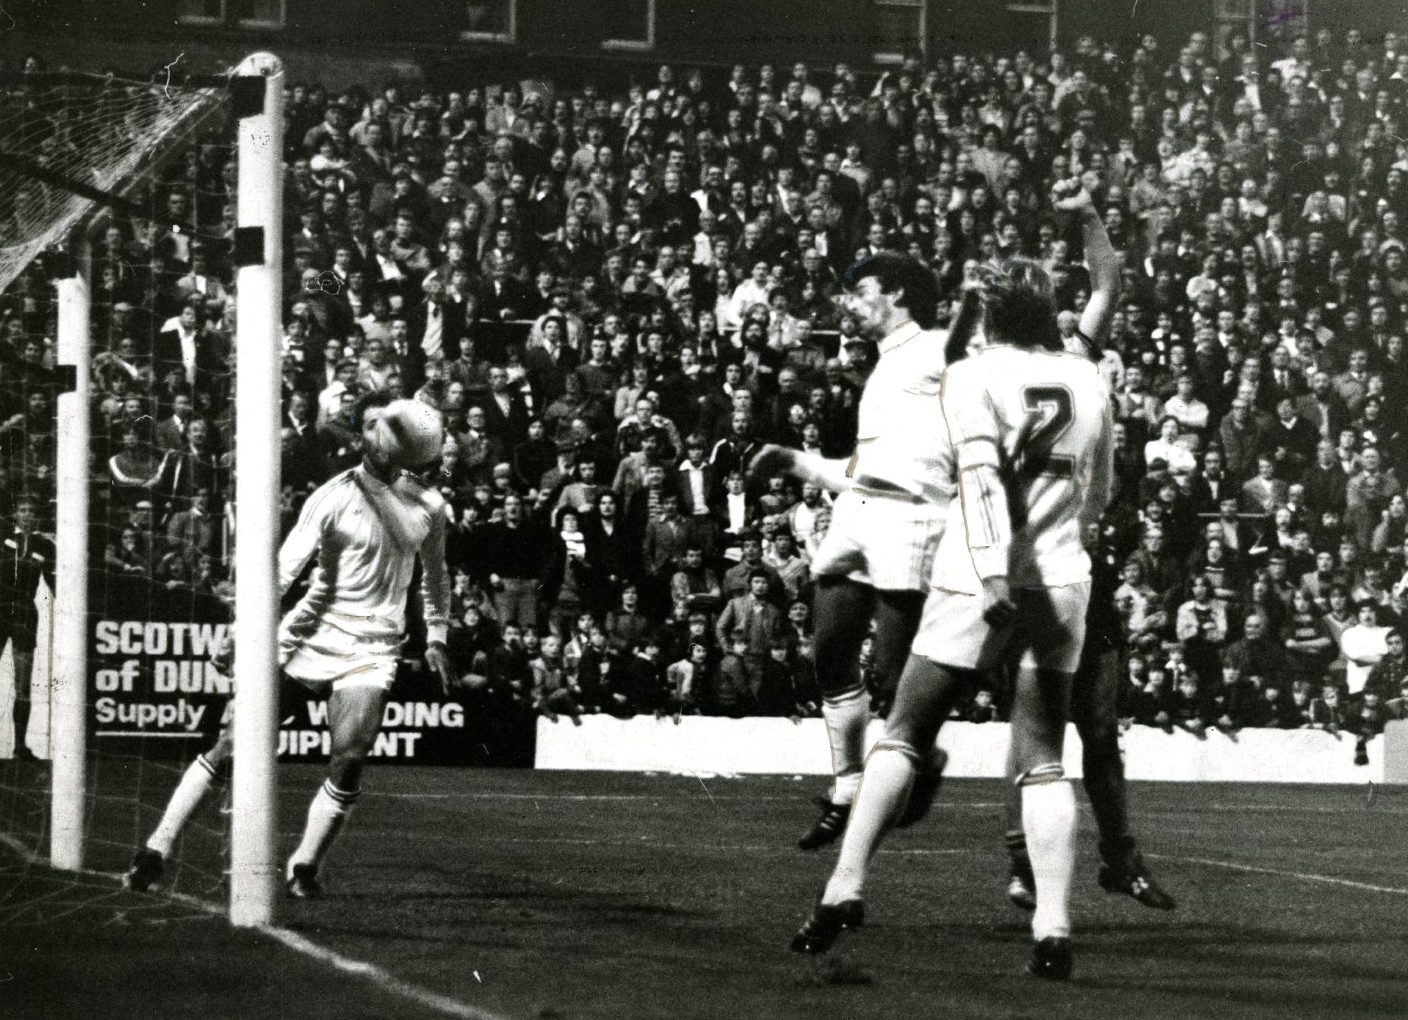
[872,593,923,675]
[869,737,925,769]
[883,710,937,754]
[328,749,368,789]
[813,605,869,694]
[1010,707,1067,761]
[1015,762,1066,787]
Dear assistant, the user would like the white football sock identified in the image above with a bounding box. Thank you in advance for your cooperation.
[823,741,917,905]
[822,688,871,805]
[289,780,359,874]
[1023,779,1077,941]
[147,755,217,858]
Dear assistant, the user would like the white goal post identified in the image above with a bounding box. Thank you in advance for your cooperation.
[230,51,285,929]
[50,267,91,872]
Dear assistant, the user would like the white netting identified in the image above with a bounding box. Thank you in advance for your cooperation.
[0,70,229,296]
[0,69,238,913]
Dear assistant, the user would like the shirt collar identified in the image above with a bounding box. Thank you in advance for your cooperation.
[878,320,921,355]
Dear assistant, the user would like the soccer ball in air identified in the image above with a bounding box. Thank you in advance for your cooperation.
[375,399,445,469]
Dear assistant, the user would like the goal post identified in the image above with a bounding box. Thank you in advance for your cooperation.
[230,51,285,929]
[50,262,91,872]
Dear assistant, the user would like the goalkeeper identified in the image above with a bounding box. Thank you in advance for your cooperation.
[125,394,453,898]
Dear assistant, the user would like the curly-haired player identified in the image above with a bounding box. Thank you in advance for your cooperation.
[750,252,957,852]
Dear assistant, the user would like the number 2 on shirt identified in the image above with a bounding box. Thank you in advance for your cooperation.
[1016,385,1075,479]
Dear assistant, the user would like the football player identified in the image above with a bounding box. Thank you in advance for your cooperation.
[125,394,453,897]
[791,182,1116,981]
[749,252,954,852]
[1004,185,1176,917]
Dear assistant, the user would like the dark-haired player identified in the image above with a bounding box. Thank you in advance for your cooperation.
[125,394,453,897]
[790,183,1114,980]
[752,252,953,851]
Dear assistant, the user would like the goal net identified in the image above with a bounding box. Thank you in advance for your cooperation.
[0,59,284,926]
[0,69,233,301]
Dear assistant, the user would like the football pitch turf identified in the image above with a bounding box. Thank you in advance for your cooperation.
[1,764,1405,1019]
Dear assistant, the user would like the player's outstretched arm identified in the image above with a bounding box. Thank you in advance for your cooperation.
[1052,178,1120,350]
[747,444,856,495]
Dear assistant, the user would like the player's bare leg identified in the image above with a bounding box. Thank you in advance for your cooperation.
[792,653,967,953]
[124,719,235,892]
[10,649,36,761]
[287,683,388,898]
[1009,665,1077,980]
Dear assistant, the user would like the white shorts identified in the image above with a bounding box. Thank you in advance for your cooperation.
[911,580,1091,675]
[280,621,402,691]
[810,488,947,591]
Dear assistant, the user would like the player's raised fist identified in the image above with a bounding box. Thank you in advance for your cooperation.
[1051,178,1094,214]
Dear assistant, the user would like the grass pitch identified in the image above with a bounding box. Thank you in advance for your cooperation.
[2,764,1405,1019]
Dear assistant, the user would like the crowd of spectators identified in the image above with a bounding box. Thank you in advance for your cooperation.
[7,25,1408,745]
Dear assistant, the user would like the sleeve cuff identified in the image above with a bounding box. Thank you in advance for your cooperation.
[426,624,449,647]
[1072,329,1102,361]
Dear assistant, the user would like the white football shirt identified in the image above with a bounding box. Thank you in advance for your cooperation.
[849,320,954,504]
[936,344,1113,589]
[279,465,451,646]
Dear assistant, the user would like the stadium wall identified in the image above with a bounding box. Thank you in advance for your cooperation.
[536,716,1408,785]
[15,0,1404,95]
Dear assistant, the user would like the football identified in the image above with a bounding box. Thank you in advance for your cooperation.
[377,398,445,469]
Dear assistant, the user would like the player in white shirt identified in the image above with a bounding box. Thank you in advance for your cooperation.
[750,253,959,852]
[792,183,1115,980]
[1014,195,1177,919]
[125,394,453,897]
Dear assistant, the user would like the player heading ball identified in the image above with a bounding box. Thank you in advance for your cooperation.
[370,398,445,470]
[749,250,955,853]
